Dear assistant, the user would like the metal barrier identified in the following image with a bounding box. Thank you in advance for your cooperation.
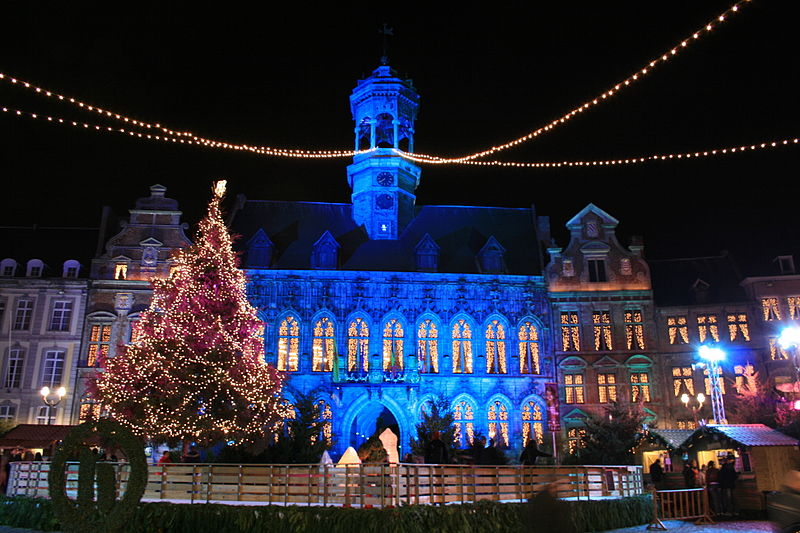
[8,461,643,507]
[647,488,713,530]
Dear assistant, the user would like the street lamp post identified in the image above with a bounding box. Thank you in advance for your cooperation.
[681,392,706,427]
[698,345,727,424]
[39,386,66,425]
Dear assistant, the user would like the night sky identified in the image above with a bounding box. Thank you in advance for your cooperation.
[1,2,797,269]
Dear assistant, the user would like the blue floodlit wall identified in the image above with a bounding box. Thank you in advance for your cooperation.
[245,268,553,459]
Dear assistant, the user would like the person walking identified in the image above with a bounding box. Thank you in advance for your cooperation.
[718,457,739,516]
[528,482,577,533]
[520,439,552,466]
[649,458,664,490]
[424,430,448,464]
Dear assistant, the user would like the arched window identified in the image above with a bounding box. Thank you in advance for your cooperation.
[317,400,333,445]
[383,318,404,371]
[486,320,507,374]
[277,316,299,371]
[453,398,475,447]
[312,317,335,372]
[522,400,544,446]
[347,317,369,372]
[452,319,473,374]
[519,321,540,374]
[278,398,297,439]
[417,319,439,373]
[487,399,509,447]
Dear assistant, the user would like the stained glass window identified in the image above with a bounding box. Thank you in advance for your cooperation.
[417,319,439,373]
[452,320,473,374]
[762,298,781,321]
[697,315,719,343]
[667,316,689,344]
[518,321,540,374]
[672,366,694,396]
[727,313,750,342]
[630,372,651,402]
[486,320,507,374]
[347,318,369,372]
[598,373,617,403]
[277,316,299,371]
[624,310,645,350]
[488,400,509,446]
[453,399,475,447]
[560,312,580,351]
[383,319,404,371]
[593,311,613,351]
[521,400,544,446]
[312,317,335,372]
[564,374,585,404]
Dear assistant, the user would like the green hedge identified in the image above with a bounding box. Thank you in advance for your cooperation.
[0,494,652,533]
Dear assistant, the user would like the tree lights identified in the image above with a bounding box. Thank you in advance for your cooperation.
[89,181,284,445]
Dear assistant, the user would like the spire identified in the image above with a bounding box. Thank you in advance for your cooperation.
[378,23,393,66]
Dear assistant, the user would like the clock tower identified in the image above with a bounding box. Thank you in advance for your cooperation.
[347,65,421,240]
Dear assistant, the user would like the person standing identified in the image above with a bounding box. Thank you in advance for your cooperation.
[649,458,664,490]
[182,445,200,463]
[706,460,720,515]
[718,457,739,516]
[520,440,552,466]
[683,460,698,489]
[424,430,448,464]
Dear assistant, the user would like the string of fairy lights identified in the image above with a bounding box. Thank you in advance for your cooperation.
[1,0,795,169]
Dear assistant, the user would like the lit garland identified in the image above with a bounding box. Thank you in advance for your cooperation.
[0,1,756,162]
[89,181,285,445]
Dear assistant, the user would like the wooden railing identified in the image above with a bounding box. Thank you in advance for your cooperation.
[648,488,713,530]
[8,462,643,507]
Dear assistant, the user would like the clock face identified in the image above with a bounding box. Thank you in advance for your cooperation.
[376,172,394,186]
[376,194,394,210]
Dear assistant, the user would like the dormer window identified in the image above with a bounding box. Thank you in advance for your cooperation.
[587,259,607,282]
[0,259,17,277]
[311,231,340,270]
[26,259,44,278]
[478,236,506,274]
[415,234,440,272]
[245,229,274,267]
[562,259,574,277]
[114,263,128,280]
[62,260,80,278]
[776,255,796,275]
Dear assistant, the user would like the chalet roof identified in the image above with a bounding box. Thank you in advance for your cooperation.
[699,424,799,447]
[646,429,694,450]
[230,200,543,275]
[0,424,74,449]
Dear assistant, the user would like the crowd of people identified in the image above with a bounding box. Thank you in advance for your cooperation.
[649,454,739,516]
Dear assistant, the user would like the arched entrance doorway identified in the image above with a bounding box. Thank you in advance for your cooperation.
[350,401,400,451]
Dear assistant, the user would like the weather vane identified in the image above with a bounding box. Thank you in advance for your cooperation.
[379,23,394,66]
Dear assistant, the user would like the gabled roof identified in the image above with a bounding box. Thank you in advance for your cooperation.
[566,203,619,229]
[231,201,542,275]
[645,429,694,450]
[699,424,799,447]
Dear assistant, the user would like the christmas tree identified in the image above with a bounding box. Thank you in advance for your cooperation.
[90,181,284,445]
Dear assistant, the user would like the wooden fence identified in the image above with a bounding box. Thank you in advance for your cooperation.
[648,488,713,530]
[8,462,643,507]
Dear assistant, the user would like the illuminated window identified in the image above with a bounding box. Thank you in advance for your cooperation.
[485,320,507,374]
[317,400,333,445]
[312,317,335,372]
[672,366,694,396]
[770,338,790,360]
[383,318,404,371]
[630,372,651,402]
[128,318,142,344]
[487,400,509,446]
[3,348,24,389]
[564,374,585,404]
[114,263,128,280]
[49,301,73,331]
[593,311,613,351]
[453,399,475,447]
[624,310,645,350]
[277,316,299,371]
[41,350,65,388]
[790,297,800,320]
[521,400,544,446]
[560,312,581,351]
[667,316,689,344]
[762,298,781,321]
[567,427,586,454]
[620,258,632,276]
[86,323,112,366]
[697,315,719,343]
[588,259,607,282]
[27,260,43,277]
[417,319,439,373]
[452,319,473,374]
[727,313,750,342]
[13,299,33,330]
[734,363,756,394]
[278,399,297,438]
[704,367,726,395]
[79,397,100,421]
[518,321,540,374]
[598,373,617,403]
[347,318,369,372]
[676,420,697,430]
